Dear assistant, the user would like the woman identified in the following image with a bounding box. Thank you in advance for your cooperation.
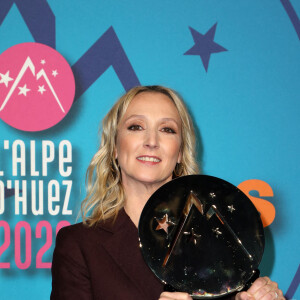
[51,86,284,300]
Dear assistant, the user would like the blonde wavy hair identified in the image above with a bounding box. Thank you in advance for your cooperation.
[81,86,199,226]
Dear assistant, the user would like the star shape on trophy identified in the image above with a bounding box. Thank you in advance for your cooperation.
[212,227,222,238]
[227,205,236,213]
[184,228,201,245]
[155,214,175,234]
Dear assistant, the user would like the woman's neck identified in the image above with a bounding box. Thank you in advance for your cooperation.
[123,180,167,227]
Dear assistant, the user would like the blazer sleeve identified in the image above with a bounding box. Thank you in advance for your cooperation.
[50,225,93,300]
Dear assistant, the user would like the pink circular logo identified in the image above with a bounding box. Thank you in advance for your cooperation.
[0,43,75,131]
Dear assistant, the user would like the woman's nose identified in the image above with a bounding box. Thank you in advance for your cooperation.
[143,129,159,149]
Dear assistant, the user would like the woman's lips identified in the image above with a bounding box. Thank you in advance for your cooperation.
[136,156,161,164]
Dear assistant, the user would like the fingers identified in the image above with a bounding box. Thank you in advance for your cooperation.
[242,277,285,300]
[247,277,272,295]
[271,290,285,300]
[235,291,255,300]
[159,291,192,300]
[159,278,285,300]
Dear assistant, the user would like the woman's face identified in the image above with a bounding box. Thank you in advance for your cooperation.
[116,92,182,188]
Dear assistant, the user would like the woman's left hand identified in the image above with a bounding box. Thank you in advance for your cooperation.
[236,277,285,300]
[159,291,193,300]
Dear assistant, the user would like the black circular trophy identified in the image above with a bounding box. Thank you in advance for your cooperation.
[138,175,264,299]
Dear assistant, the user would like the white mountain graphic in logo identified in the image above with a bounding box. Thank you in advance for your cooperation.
[0,42,75,131]
[0,56,65,113]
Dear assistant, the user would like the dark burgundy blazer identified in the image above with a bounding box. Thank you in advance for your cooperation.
[51,209,164,299]
[51,209,236,300]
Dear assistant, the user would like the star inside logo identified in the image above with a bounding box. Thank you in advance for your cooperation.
[18,84,30,96]
[0,71,13,87]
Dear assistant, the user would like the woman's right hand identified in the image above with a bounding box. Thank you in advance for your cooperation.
[159,291,193,300]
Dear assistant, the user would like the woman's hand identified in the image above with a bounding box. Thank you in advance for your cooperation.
[159,277,284,300]
[236,277,285,300]
[159,291,193,300]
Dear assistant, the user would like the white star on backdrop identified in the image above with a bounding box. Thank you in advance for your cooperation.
[41,59,46,65]
[0,71,14,87]
[38,85,46,94]
[52,70,58,77]
[18,84,30,96]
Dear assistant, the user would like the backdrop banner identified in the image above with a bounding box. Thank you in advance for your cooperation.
[0,1,299,299]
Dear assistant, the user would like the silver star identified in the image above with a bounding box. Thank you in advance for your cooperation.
[184,228,201,245]
[209,192,216,198]
[212,227,222,238]
[227,205,235,213]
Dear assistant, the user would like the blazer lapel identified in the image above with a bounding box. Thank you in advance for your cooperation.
[99,209,151,298]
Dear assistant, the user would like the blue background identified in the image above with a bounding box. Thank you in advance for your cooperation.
[0,0,299,299]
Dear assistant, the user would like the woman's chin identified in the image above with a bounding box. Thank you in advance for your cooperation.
[135,175,172,187]
[121,170,173,188]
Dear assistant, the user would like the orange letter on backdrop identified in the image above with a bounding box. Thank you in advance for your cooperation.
[237,179,275,227]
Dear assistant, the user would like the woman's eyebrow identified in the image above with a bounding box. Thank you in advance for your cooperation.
[123,114,145,122]
[123,115,180,127]
[160,118,180,126]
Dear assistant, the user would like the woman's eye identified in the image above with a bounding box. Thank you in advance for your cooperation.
[128,124,143,131]
[161,127,176,134]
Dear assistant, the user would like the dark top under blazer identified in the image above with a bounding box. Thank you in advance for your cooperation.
[51,209,236,300]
